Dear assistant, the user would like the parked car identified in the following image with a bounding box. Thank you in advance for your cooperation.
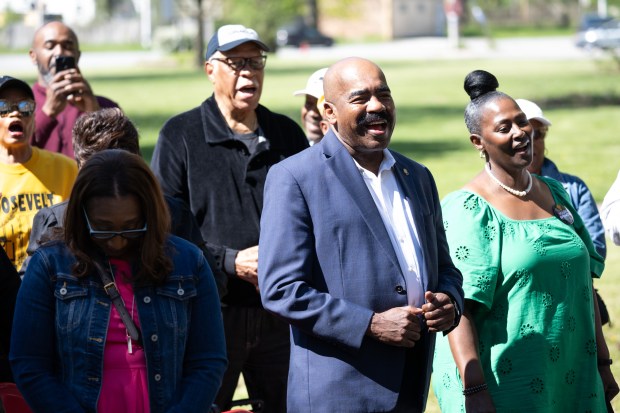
[276,23,333,48]
[584,19,620,49]
[575,13,618,49]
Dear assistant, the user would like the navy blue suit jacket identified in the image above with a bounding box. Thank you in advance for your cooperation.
[259,130,463,412]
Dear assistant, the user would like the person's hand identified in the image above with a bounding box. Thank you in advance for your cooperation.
[599,364,620,405]
[367,306,423,347]
[235,245,259,291]
[42,68,100,117]
[464,389,496,413]
[421,291,456,332]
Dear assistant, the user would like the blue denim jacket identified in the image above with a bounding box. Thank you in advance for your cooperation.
[541,158,607,259]
[10,235,227,413]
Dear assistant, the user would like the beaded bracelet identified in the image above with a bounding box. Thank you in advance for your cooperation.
[462,383,488,396]
[598,358,613,366]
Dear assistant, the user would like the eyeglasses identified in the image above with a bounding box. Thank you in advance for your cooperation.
[0,99,35,117]
[210,55,267,71]
[83,208,147,240]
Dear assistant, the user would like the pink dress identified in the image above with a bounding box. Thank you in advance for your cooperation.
[97,259,151,413]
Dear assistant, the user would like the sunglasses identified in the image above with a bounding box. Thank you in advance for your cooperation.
[83,208,147,240]
[210,55,267,71]
[0,99,35,117]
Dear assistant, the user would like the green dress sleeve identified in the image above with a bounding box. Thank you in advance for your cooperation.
[441,191,502,310]
[539,176,605,278]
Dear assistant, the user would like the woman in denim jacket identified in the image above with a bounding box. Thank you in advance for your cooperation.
[10,149,227,413]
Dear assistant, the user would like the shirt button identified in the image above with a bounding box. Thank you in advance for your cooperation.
[395,286,406,294]
[59,287,67,295]
[151,334,158,342]
[143,296,151,304]
[177,288,185,296]
[154,374,161,381]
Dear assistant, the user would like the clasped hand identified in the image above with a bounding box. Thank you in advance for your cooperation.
[368,292,456,347]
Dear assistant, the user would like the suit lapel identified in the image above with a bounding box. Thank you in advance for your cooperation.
[321,131,402,274]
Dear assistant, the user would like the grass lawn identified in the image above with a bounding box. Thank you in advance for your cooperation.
[12,51,620,410]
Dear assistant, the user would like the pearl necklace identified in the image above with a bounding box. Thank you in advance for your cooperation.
[485,163,532,197]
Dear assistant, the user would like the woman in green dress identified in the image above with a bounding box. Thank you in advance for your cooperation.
[432,69,618,412]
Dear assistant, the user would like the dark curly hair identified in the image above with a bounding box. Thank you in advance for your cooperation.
[72,108,141,167]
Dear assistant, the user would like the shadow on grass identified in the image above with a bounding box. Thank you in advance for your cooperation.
[389,140,467,160]
[539,93,620,108]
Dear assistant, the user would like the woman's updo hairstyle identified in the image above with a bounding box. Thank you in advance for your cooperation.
[464,69,510,135]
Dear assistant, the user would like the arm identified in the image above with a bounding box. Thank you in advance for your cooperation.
[592,285,619,404]
[40,69,100,116]
[21,207,59,276]
[0,246,20,381]
[32,96,59,148]
[447,301,496,413]
[9,251,86,412]
[169,252,227,412]
[601,171,620,246]
[259,164,374,350]
[151,122,190,202]
[574,180,607,259]
[165,195,228,298]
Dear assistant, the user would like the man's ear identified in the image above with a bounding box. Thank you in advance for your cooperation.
[324,102,337,126]
[29,48,37,66]
[205,61,215,81]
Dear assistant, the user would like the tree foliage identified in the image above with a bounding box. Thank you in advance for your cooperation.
[214,0,304,48]
[318,0,363,20]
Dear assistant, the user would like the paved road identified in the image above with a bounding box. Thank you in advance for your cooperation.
[1,36,597,75]
[276,35,595,61]
[2,50,170,75]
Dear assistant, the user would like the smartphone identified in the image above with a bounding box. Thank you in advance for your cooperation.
[55,56,76,73]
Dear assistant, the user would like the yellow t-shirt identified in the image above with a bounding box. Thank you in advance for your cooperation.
[0,147,77,271]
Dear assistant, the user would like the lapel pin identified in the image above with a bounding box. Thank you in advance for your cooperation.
[403,168,409,176]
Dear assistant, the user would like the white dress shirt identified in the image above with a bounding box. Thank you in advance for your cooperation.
[354,150,427,307]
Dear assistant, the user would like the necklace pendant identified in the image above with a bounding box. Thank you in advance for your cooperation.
[553,204,574,225]
[127,335,133,354]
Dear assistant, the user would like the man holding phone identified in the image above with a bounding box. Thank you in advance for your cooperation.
[29,21,118,159]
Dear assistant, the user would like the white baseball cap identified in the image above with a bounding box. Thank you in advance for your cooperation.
[515,98,552,126]
[294,68,328,99]
[206,25,269,60]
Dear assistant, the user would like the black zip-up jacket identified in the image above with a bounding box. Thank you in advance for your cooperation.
[151,95,308,306]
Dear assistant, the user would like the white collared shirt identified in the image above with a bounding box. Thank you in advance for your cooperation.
[354,150,427,307]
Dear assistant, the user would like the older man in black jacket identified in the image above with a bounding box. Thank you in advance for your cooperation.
[151,24,308,413]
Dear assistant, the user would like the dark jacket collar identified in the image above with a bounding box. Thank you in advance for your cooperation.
[200,94,268,145]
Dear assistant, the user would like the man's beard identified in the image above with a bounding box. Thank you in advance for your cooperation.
[38,61,53,85]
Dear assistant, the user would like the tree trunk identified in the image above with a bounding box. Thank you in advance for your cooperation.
[196,0,205,68]
[307,0,318,29]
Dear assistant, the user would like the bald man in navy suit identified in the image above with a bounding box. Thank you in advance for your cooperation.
[259,57,464,413]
